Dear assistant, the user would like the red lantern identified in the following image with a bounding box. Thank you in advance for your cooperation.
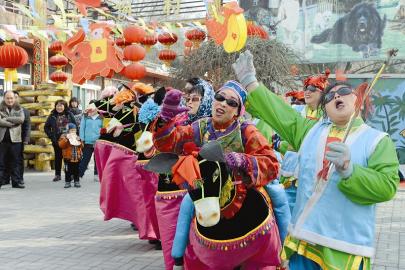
[158,33,178,47]
[123,26,146,44]
[49,41,64,53]
[115,38,131,48]
[158,49,176,66]
[185,29,206,47]
[121,62,146,80]
[0,42,28,82]
[49,55,69,68]
[50,70,68,84]
[123,44,146,62]
[141,34,158,52]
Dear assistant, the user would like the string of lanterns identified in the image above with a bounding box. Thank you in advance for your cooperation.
[48,41,69,87]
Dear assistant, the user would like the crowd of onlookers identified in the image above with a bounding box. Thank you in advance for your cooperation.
[0,92,101,189]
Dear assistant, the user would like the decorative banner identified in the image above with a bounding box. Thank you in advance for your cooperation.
[240,0,405,62]
[62,23,124,84]
[33,38,48,85]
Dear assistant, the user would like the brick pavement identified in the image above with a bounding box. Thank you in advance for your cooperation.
[0,170,164,270]
[0,168,404,270]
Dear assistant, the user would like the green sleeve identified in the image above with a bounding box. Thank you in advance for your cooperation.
[278,141,290,155]
[338,136,399,205]
[246,84,316,151]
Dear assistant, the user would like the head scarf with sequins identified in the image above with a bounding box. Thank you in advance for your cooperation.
[187,78,215,124]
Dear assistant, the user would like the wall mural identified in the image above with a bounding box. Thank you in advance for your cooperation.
[240,0,405,62]
[348,78,405,164]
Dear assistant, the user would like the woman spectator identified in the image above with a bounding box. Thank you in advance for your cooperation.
[69,97,82,129]
[183,78,215,124]
[44,100,76,182]
[79,100,102,181]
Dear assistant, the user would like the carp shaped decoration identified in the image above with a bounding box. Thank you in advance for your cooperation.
[206,1,247,53]
[63,23,124,85]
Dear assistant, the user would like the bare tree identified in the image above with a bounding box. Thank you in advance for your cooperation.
[171,38,301,92]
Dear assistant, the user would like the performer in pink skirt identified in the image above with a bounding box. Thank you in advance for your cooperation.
[150,81,281,269]
[154,79,216,269]
[95,140,160,240]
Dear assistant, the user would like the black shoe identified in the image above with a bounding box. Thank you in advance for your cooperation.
[12,182,25,189]
[64,182,71,188]
[53,175,61,182]
[131,223,138,231]
[154,241,162,250]
[74,182,81,188]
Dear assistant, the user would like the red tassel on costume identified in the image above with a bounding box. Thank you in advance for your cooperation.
[317,163,330,181]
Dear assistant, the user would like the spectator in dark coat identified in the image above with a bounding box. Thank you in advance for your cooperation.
[0,91,25,189]
[44,99,76,182]
[3,91,31,186]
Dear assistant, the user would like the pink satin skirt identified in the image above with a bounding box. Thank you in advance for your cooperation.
[184,215,281,270]
[95,140,160,240]
[155,189,188,270]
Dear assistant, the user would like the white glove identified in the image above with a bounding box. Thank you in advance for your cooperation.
[325,142,353,179]
[231,50,258,89]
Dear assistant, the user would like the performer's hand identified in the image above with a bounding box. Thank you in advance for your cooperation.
[160,88,189,122]
[225,152,249,172]
[325,142,353,179]
[232,50,258,91]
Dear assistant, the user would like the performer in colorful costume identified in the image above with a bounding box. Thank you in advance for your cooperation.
[153,79,216,270]
[152,81,282,269]
[94,84,161,242]
[277,72,328,213]
[232,51,399,270]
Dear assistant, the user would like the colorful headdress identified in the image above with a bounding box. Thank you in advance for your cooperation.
[303,69,331,91]
[218,80,247,116]
[285,90,305,101]
[100,86,118,99]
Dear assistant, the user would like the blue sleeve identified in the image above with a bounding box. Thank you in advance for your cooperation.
[264,180,291,243]
[79,118,85,140]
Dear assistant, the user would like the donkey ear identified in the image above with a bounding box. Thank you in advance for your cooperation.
[199,141,225,162]
[144,153,179,174]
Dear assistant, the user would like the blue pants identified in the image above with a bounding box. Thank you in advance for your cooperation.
[285,185,297,214]
[289,253,364,270]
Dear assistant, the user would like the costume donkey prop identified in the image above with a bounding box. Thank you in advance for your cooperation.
[145,141,282,269]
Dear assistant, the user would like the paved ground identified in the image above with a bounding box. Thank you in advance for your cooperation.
[0,168,404,270]
[0,170,164,270]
